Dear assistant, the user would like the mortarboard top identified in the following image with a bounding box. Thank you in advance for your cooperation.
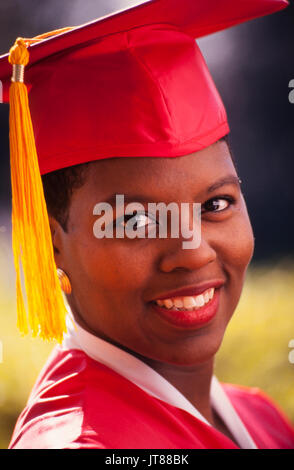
[0,0,289,82]
[0,0,288,342]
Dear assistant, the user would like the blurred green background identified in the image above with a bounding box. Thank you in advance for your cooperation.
[0,230,293,449]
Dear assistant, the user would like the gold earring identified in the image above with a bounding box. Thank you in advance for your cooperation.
[57,268,72,294]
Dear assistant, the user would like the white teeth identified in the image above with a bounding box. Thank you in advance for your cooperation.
[173,298,184,308]
[155,287,215,310]
[194,294,205,307]
[163,299,173,309]
[183,296,197,308]
[208,288,214,299]
[204,291,210,303]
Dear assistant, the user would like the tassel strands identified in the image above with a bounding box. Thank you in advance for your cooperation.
[8,38,67,342]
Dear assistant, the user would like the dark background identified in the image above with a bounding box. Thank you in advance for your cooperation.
[0,0,293,261]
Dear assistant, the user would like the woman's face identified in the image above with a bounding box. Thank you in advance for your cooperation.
[53,139,254,366]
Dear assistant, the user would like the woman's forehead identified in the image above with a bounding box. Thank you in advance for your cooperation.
[87,140,235,195]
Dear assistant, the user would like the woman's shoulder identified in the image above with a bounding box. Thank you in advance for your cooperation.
[8,346,163,449]
[221,381,294,449]
[8,346,116,449]
[28,345,146,398]
[222,381,291,418]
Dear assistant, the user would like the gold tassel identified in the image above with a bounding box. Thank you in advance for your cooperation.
[8,37,68,342]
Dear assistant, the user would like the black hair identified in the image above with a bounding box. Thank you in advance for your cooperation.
[42,161,92,232]
[41,134,234,232]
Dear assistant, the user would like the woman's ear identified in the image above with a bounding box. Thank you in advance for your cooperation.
[48,215,65,265]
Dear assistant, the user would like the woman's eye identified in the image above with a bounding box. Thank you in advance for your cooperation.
[202,196,234,213]
[116,212,157,229]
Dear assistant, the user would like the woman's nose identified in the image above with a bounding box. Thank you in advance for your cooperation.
[158,233,217,273]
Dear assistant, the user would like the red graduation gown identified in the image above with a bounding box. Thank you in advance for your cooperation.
[9,347,294,449]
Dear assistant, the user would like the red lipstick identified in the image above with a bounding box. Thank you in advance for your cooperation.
[150,283,222,329]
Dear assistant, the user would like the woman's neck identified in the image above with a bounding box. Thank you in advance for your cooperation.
[140,357,215,425]
[141,357,239,445]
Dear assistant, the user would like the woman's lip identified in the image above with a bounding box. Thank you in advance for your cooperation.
[150,287,221,329]
[152,279,225,301]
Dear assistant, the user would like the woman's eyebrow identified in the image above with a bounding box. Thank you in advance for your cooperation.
[206,175,241,193]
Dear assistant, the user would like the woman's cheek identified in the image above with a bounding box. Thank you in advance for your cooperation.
[88,242,151,294]
[221,201,255,278]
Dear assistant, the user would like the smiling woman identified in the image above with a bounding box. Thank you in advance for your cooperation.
[1,0,294,450]
[50,140,252,369]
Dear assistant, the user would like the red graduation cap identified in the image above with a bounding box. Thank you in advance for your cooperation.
[0,0,288,341]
